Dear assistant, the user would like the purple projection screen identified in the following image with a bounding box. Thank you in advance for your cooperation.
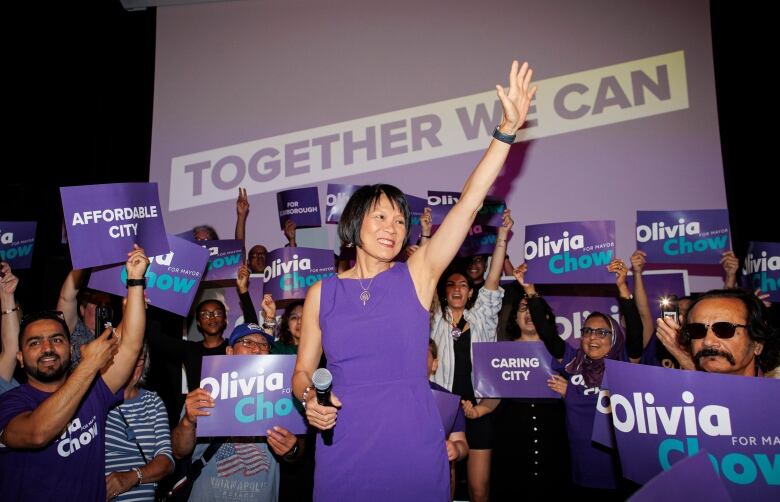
[150,0,726,292]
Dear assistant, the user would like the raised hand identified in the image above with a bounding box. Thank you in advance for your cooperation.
[420,207,432,237]
[607,258,628,288]
[655,317,695,370]
[126,245,150,281]
[497,209,514,238]
[495,61,538,135]
[721,251,739,288]
[0,262,18,295]
[261,294,277,321]
[81,327,120,374]
[284,219,297,246]
[236,264,250,294]
[236,187,250,217]
[630,250,646,275]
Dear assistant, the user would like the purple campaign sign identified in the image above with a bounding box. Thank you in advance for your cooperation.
[458,224,497,258]
[197,355,306,437]
[591,373,615,448]
[431,388,461,435]
[405,193,428,245]
[0,221,36,269]
[636,210,730,265]
[276,186,321,229]
[544,295,622,344]
[603,360,780,500]
[61,183,168,269]
[626,270,689,321]
[743,241,780,303]
[325,183,363,224]
[89,234,209,316]
[629,452,732,502]
[262,247,335,301]
[524,220,616,284]
[200,239,244,282]
[427,191,505,227]
[472,342,560,399]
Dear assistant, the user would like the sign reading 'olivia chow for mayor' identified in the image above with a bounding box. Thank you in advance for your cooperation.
[197,355,306,437]
[326,183,363,224]
[636,210,730,264]
[0,221,36,269]
[88,234,209,316]
[262,247,335,300]
[472,342,560,399]
[743,241,780,303]
[523,220,616,284]
[60,183,168,269]
[276,186,321,229]
[200,239,244,282]
[602,360,779,500]
[427,191,505,226]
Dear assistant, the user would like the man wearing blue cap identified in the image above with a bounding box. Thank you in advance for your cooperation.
[171,323,303,501]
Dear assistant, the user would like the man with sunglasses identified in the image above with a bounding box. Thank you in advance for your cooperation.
[657,288,780,377]
[0,246,150,501]
[172,322,302,501]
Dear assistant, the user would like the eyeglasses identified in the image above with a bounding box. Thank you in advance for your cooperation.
[238,338,270,351]
[580,327,612,339]
[198,310,225,319]
[682,322,747,340]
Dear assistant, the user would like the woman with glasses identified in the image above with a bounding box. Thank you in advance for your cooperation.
[104,344,174,501]
[516,258,643,498]
[489,262,571,500]
[428,210,512,502]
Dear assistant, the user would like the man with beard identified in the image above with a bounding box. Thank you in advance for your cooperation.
[0,246,150,500]
[656,288,780,377]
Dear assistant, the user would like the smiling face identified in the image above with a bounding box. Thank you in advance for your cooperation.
[581,315,613,360]
[357,194,407,262]
[287,305,303,342]
[688,297,761,376]
[18,319,72,387]
[227,335,271,356]
[444,273,472,310]
[466,255,487,283]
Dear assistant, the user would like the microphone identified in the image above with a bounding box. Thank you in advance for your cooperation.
[312,368,334,445]
[312,368,333,406]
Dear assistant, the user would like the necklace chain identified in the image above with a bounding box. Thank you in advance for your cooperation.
[357,271,375,306]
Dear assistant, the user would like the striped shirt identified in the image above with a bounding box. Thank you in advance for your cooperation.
[105,389,173,502]
[431,286,503,391]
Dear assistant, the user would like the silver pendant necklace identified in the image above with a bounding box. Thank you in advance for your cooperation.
[357,272,375,306]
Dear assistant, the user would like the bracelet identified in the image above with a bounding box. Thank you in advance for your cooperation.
[492,126,516,145]
[301,385,312,409]
[132,466,143,485]
[263,318,277,327]
[1,307,20,315]
[125,278,146,289]
[283,443,300,462]
[421,234,431,238]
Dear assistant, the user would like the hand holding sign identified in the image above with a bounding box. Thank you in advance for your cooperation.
[183,388,215,427]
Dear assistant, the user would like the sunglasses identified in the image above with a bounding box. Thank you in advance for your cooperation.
[683,322,747,340]
[580,327,612,339]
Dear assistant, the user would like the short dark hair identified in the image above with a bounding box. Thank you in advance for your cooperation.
[506,293,555,340]
[680,288,779,373]
[192,225,219,240]
[337,184,411,249]
[195,299,226,313]
[19,311,71,347]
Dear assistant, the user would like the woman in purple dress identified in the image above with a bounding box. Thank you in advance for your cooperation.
[292,60,537,502]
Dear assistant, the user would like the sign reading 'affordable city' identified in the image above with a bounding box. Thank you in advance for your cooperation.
[276,186,321,230]
[197,355,307,437]
[742,241,780,303]
[427,191,505,227]
[325,183,363,224]
[601,360,780,500]
[89,234,209,316]
[261,247,335,301]
[60,183,169,269]
[200,239,245,282]
[0,221,36,269]
[472,342,560,399]
[523,220,616,284]
[635,210,730,264]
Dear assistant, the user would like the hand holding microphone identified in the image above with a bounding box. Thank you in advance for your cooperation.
[304,368,342,432]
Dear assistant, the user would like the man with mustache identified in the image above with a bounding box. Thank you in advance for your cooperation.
[0,246,150,500]
[656,288,779,377]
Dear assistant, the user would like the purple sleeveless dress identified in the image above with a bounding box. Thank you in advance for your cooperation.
[315,262,449,501]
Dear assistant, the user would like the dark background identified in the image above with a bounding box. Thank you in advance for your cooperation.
[2,1,775,310]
